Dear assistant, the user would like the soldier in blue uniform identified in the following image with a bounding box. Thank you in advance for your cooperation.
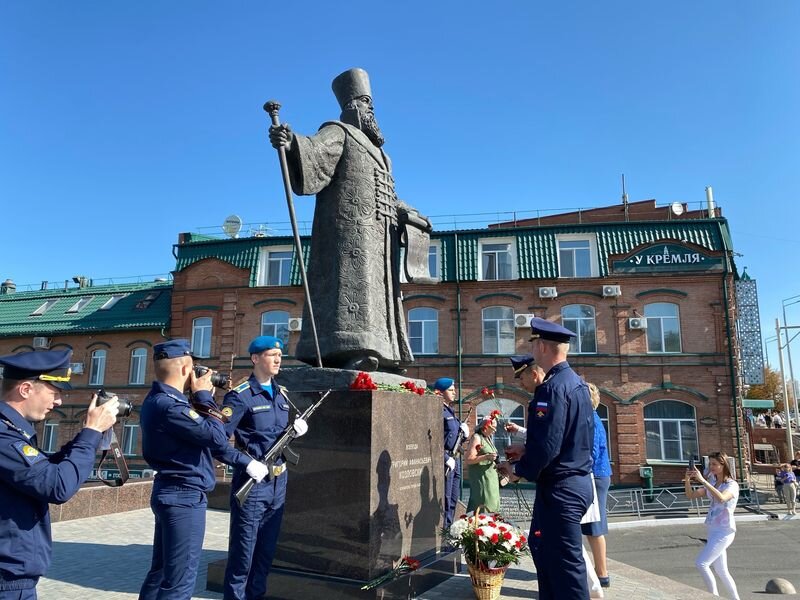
[433,377,469,530]
[138,339,231,600]
[215,336,308,600]
[498,318,594,600]
[0,349,118,599]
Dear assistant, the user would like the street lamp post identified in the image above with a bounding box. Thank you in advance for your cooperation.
[782,295,800,428]
[776,318,794,460]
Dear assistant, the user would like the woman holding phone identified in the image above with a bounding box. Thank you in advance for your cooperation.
[684,452,741,600]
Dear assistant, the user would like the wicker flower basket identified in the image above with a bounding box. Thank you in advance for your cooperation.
[466,560,507,600]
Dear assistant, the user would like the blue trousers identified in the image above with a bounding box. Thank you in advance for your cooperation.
[443,459,461,529]
[224,474,286,600]
[139,486,208,600]
[0,590,37,600]
[530,474,593,600]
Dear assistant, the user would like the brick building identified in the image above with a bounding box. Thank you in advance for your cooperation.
[0,200,755,486]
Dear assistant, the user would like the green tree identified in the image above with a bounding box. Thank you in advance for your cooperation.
[747,367,783,410]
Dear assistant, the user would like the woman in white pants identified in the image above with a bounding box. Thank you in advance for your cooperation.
[684,452,741,600]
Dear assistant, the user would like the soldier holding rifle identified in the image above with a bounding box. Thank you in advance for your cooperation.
[434,377,469,529]
[215,336,308,600]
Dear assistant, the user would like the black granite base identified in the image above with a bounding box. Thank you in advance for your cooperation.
[207,549,461,599]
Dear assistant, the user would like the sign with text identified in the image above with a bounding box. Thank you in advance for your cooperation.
[612,243,724,273]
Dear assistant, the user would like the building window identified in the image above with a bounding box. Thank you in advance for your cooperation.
[42,421,59,453]
[135,291,161,311]
[596,403,611,457]
[428,241,441,280]
[561,304,597,353]
[645,302,682,353]
[556,234,598,278]
[89,349,106,386]
[100,294,127,310]
[260,311,290,345]
[129,348,147,385]
[644,400,698,462]
[482,306,515,355]
[122,423,139,456]
[257,247,293,286]
[479,238,516,281]
[66,297,92,313]
[191,317,212,358]
[30,299,58,316]
[408,307,439,355]
[476,398,525,459]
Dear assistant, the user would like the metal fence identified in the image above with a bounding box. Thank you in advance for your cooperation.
[605,484,762,519]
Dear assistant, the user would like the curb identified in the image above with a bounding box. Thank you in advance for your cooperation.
[608,513,770,529]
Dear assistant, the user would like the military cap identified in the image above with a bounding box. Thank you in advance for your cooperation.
[248,335,284,355]
[433,377,454,392]
[153,339,192,360]
[529,317,576,343]
[0,348,73,390]
[509,354,535,378]
[332,68,372,110]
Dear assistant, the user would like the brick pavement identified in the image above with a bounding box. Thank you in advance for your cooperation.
[39,507,727,599]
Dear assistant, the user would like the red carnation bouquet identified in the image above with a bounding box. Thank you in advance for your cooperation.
[481,387,496,400]
[360,555,422,590]
[350,372,377,390]
[443,510,529,570]
[401,380,426,395]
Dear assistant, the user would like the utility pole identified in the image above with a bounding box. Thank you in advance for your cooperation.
[776,319,794,459]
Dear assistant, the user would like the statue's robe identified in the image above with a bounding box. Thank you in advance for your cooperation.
[284,121,414,368]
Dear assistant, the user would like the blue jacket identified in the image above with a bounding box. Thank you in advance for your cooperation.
[443,403,461,461]
[513,362,593,483]
[591,411,612,478]
[140,381,229,491]
[0,402,101,590]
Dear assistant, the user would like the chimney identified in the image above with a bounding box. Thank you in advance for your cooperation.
[705,186,716,218]
[0,279,15,295]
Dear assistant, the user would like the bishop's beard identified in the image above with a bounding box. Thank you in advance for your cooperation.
[360,110,385,148]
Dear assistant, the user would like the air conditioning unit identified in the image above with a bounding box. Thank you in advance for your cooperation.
[538,287,558,299]
[32,337,51,349]
[628,317,648,330]
[70,362,84,374]
[602,285,622,297]
[288,317,303,332]
[514,313,535,328]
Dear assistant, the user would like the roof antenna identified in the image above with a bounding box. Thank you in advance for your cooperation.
[621,174,629,221]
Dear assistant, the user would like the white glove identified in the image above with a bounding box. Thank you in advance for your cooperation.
[292,417,309,437]
[459,423,470,438]
[446,457,456,471]
[246,460,269,483]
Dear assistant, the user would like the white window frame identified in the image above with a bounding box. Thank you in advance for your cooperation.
[129,348,147,385]
[428,240,442,281]
[66,297,92,313]
[191,317,212,358]
[260,310,290,345]
[89,349,106,386]
[556,233,599,278]
[644,302,682,354]
[561,304,597,354]
[408,307,439,355]
[100,294,128,310]
[597,403,612,459]
[256,246,294,287]
[476,398,525,458]
[122,423,139,456]
[42,421,59,453]
[482,306,515,355]
[644,400,698,463]
[30,299,58,316]
[478,237,517,281]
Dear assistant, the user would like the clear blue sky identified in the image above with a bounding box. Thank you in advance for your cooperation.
[2,2,798,366]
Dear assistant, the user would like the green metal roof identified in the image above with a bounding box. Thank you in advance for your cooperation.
[174,219,733,284]
[0,281,172,337]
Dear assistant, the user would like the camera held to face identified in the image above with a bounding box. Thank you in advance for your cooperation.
[193,365,229,389]
[96,389,133,418]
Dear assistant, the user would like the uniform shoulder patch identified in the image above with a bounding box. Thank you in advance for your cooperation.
[233,381,250,394]
[182,407,203,423]
[12,441,46,466]
[221,406,234,418]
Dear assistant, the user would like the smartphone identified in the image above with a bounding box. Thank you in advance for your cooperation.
[688,457,695,471]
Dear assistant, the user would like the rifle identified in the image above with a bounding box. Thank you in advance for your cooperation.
[234,389,332,507]
[445,405,473,476]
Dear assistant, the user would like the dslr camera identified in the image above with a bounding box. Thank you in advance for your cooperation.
[96,389,133,418]
[193,365,229,389]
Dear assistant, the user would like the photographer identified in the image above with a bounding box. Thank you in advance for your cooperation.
[138,339,230,600]
[0,348,118,598]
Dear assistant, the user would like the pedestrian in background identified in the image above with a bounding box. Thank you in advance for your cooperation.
[684,452,741,600]
[777,463,797,515]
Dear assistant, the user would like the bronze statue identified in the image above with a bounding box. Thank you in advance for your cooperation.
[268,68,432,372]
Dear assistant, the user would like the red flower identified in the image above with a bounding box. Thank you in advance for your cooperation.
[491,533,499,543]
[350,372,377,390]
[476,527,484,536]
[415,388,424,395]
[503,531,513,540]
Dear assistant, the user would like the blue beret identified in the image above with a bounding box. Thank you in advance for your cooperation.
[248,336,284,354]
[0,348,73,390]
[509,354,535,378]
[529,317,576,344]
[433,377,454,392]
[153,339,192,360]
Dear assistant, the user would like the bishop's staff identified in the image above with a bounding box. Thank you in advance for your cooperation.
[263,100,322,368]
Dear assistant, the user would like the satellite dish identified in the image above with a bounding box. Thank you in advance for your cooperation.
[223,215,242,238]
[670,202,685,216]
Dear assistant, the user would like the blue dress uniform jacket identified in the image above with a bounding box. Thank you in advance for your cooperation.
[442,403,461,529]
[513,361,594,600]
[138,382,230,600]
[215,375,290,600]
[0,402,102,593]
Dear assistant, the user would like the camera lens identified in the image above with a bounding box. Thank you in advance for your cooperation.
[194,365,229,389]
[96,389,133,418]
